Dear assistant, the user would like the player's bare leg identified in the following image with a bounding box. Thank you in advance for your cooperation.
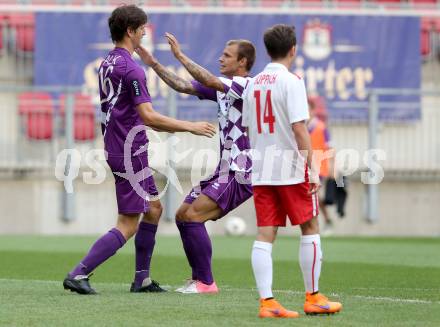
[116,213,141,239]
[252,226,299,318]
[175,195,222,293]
[175,203,191,221]
[299,216,342,314]
[131,200,166,293]
[142,200,163,224]
[182,195,223,223]
[299,215,319,235]
[255,226,278,243]
[64,213,139,295]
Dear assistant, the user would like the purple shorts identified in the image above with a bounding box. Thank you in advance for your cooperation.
[184,169,252,218]
[107,154,159,215]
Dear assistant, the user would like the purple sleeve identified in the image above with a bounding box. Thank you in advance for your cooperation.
[126,67,152,106]
[226,76,248,100]
[191,80,217,102]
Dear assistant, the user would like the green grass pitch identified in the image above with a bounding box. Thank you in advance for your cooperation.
[0,235,439,326]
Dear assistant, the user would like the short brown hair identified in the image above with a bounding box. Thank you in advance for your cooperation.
[108,5,148,43]
[227,39,256,72]
[263,24,296,60]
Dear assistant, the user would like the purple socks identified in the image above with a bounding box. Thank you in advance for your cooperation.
[176,221,213,285]
[70,228,126,277]
[176,221,197,280]
[133,222,158,287]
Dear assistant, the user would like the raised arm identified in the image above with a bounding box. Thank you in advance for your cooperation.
[165,32,224,93]
[135,46,198,96]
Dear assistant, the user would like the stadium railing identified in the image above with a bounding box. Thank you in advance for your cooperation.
[0,12,34,83]
[0,85,97,171]
[373,88,440,220]
[0,84,439,224]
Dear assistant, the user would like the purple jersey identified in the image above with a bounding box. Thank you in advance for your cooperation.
[192,76,252,173]
[98,47,151,156]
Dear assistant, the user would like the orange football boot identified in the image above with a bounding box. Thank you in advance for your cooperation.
[259,298,299,318]
[304,292,342,315]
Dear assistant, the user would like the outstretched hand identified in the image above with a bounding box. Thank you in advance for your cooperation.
[165,32,183,58]
[134,45,157,67]
[190,121,216,138]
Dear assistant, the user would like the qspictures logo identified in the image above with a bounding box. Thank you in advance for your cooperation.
[54,126,387,197]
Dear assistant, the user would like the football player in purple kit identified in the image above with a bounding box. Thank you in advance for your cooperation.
[63,5,216,295]
[135,33,256,293]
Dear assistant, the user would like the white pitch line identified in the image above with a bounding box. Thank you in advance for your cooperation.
[353,287,440,292]
[221,287,440,305]
[352,295,435,304]
[0,278,61,284]
[0,278,439,305]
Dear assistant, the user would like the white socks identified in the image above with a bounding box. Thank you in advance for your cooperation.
[299,234,322,293]
[252,235,322,298]
[251,241,273,299]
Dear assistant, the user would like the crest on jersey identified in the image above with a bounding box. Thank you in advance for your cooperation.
[302,20,332,61]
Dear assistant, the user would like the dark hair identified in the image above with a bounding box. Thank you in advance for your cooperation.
[108,5,148,42]
[227,39,256,72]
[263,24,297,60]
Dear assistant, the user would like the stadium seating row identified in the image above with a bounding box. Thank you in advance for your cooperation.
[0,12,440,56]
[0,13,34,52]
[421,17,440,57]
[0,12,439,58]
[18,92,96,141]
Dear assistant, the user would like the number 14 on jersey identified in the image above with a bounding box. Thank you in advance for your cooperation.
[254,90,275,134]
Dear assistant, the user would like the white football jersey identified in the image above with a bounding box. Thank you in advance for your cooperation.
[242,63,309,186]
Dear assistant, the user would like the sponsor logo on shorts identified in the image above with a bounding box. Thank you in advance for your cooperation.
[212,182,220,190]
